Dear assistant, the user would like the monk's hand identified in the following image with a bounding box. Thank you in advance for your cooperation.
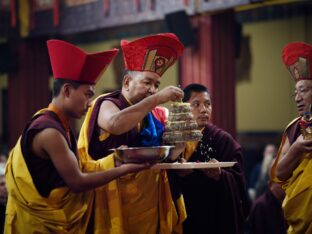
[292,135,312,158]
[175,158,193,177]
[200,158,221,181]
[155,86,184,104]
[113,144,129,167]
[120,162,153,174]
[168,142,186,161]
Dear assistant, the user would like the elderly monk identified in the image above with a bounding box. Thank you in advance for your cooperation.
[4,40,149,234]
[271,42,312,234]
[78,33,186,234]
[173,83,249,234]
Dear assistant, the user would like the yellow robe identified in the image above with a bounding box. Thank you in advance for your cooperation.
[78,95,186,234]
[271,117,312,234]
[4,138,94,234]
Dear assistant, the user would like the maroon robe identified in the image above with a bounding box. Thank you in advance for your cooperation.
[176,123,249,234]
[21,110,77,197]
[249,188,287,234]
[87,91,140,160]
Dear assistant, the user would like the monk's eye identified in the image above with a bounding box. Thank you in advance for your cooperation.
[191,103,199,108]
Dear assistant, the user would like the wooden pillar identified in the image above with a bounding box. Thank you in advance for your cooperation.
[180,10,237,137]
[8,38,50,148]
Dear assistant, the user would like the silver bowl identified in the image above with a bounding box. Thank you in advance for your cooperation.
[111,146,175,163]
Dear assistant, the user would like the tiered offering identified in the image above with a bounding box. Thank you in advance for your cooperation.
[163,102,203,143]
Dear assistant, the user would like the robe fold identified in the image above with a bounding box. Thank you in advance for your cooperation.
[249,188,287,234]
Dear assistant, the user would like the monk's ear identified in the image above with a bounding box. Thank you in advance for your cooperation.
[62,83,72,98]
[123,74,132,90]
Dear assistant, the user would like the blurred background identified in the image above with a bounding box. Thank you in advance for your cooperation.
[0,0,311,188]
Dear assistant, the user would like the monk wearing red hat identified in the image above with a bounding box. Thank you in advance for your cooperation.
[271,42,312,233]
[4,40,150,234]
[78,33,186,233]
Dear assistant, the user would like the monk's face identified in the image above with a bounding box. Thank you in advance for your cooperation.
[294,80,312,116]
[125,71,161,103]
[65,84,95,119]
[188,91,212,128]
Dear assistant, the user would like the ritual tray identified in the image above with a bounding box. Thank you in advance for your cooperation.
[151,162,236,169]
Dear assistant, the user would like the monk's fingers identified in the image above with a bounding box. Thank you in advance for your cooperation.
[303,141,312,148]
[298,140,312,151]
[201,167,221,177]
[170,87,184,100]
[122,162,153,173]
[171,85,183,93]
[303,146,312,153]
[179,157,187,163]
[172,92,183,102]
[297,135,312,146]
[118,145,128,149]
[208,158,219,163]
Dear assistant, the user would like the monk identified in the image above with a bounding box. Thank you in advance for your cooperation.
[4,40,149,234]
[271,42,312,233]
[78,33,186,233]
[175,83,249,234]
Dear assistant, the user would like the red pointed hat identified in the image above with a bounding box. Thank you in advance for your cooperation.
[47,40,118,84]
[282,42,312,82]
[121,33,184,76]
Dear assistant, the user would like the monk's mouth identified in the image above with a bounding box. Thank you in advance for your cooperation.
[297,105,305,112]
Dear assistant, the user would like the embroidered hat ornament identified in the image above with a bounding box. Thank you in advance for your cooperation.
[47,39,119,84]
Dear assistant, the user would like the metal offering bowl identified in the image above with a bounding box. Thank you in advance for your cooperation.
[111,146,175,163]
